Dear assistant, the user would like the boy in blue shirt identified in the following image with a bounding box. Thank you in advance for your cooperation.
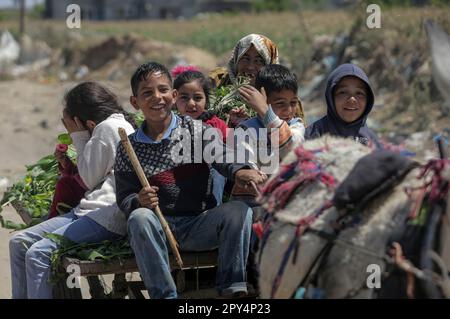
[114,62,266,298]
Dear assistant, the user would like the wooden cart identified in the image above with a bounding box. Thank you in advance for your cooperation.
[11,201,223,299]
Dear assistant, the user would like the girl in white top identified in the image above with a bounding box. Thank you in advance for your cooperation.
[9,82,135,299]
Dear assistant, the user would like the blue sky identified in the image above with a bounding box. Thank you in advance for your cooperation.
[0,0,43,9]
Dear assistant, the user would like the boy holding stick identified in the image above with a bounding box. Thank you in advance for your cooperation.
[114,62,266,299]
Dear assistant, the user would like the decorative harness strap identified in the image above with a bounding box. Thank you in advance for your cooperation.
[257,145,337,298]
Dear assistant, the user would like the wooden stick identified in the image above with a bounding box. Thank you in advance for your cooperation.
[118,128,183,269]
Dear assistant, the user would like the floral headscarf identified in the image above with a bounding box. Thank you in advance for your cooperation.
[228,34,279,84]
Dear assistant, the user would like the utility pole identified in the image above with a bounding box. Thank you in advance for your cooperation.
[19,0,26,36]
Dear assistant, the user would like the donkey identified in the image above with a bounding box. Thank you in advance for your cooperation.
[257,135,449,299]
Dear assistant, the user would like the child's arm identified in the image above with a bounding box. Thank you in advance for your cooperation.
[263,107,305,160]
[238,85,304,159]
[72,132,112,190]
[136,186,159,209]
[229,124,259,170]
[238,85,268,119]
[239,85,305,161]
[69,121,120,190]
[114,143,160,218]
[202,122,268,194]
[54,144,78,177]
[201,123,252,180]
[228,107,250,127]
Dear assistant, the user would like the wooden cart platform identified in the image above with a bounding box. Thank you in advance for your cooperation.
[55,250,219,299]
[11,200,223,299]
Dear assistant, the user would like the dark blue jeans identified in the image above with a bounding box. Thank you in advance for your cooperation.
[127,201,253,299]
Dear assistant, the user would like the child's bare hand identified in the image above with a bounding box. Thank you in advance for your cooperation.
[234,169,268,190]
[229,107,250,127]
[54,144,68,168]
[138,186,159,210]
[54,151,67,168]
[238,85,268,118]
[54,150,65,162]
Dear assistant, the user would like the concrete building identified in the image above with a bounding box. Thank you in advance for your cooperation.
[44,0,252,20]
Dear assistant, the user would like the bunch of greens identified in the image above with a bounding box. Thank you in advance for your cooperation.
[0,155,58,229]
[133,111,145,127]
[57,133,77,164]
[0,133,75,230]
[1,116,147,268]
[209,76,256,123]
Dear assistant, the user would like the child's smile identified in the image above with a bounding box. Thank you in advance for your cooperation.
[175,80,206,119]
[333,76,367,123]
[237,45,265,86]
[150,103,168,111]
[267,89,298,123]
[131,72,175,122]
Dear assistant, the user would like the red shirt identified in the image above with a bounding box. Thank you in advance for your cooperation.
[203,115,228,143]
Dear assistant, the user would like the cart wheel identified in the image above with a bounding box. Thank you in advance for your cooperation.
[52,274,82,299]
[87,276,108,299]
[111,273,128,299]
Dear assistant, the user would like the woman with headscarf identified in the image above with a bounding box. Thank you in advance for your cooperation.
[209,34,305,126]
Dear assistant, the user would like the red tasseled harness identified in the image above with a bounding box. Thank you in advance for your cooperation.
[257,145,337,298]
[406,158,450,220]
[260,146,336,214]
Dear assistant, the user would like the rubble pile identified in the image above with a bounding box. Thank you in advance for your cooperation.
[0,31,218,82]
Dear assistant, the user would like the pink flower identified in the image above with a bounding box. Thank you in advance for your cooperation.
[171,65,200,79]
[56,144,68,153]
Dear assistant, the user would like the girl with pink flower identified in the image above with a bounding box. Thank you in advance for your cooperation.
[172,68,229,204]
[173,67,229,143]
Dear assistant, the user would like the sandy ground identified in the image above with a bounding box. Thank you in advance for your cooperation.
[0,79,65,299]
[0,79,132,299]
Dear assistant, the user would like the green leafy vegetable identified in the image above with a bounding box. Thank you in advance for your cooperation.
[209,76,257,123]
[57,133,73,145]
[44,233,133,283]
[1,154,59,229]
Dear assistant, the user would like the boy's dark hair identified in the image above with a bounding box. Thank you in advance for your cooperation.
[65,81,136,128]
[131,61,172,96]
[255,64,298,96]
[173,70,210,109]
